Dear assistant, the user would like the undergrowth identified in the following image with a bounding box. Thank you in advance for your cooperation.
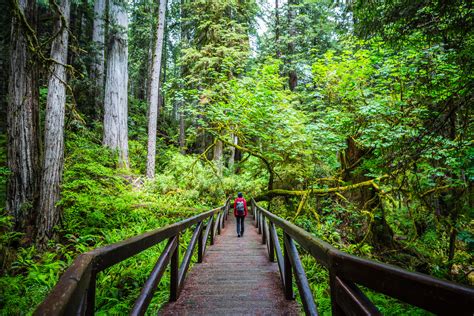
[0,126,470,315]
[0,128,252,315]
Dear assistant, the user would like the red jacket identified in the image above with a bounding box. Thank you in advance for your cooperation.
[233,197,248,217]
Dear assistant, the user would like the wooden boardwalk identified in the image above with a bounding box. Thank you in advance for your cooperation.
[159,215,301,315]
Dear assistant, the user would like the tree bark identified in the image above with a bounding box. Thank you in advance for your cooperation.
[228,134,237,168]
[103,0,129,168]
[0,6,10,133]
[7,0,40,233]
[213,139,223,175]
[91,0,105,119]
[145,24,154,104]
[178,0,187,155]
[287,0,297,91]
[36,0,71,246]
[146,0,167,178]
[275,0,280,58]
[341,137,394,248]
[179,105,185,153]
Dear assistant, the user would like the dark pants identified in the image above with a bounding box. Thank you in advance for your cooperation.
[236,216,245,235]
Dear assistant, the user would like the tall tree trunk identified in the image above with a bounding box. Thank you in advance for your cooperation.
[36,0,71,246]
[179,107,185,153]
[178,0,187,155]
[341,137,394,248]
[145,25,154,104]
[103,0,129,168]
[275,0,280,58]
[146,0,167,178]
[7,0,40,234]
[228,134,237,169]
[0,2,10,133]
[213,139,223,175]
[287,0,297,91]
[91,0,105,119]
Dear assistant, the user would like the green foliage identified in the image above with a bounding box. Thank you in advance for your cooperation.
[0,127,230,314]
[1,0,472,314]
[179,0,258,105]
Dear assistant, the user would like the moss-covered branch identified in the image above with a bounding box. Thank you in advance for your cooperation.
[216,135,276,191]
[255,176,387,201]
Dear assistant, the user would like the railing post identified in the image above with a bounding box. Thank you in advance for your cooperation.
[258,212,262,234]
[85,271,96,315]
[221,210,225,229]
[198,222,204,263]
[170,233,179,302]
[261,215,266,244]
[269,222,275,262]
[222,207,226,228]
[330,271,345,316]
[257,209,260,228]
[217,212,221,235]
[210,214,215,245]
[284,233,294,300]
[256,209,259,228]
[252,200,256,220]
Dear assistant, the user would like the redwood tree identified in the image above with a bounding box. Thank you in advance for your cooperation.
[7,0,40,234]
[146,0,167,178]
[91,0,106,118]
[103,0,129,168]
[36,0,71,246]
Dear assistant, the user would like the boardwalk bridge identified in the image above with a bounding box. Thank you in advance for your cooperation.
[35,198,474,315]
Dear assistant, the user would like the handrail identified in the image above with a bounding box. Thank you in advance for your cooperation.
[251,199,474,316]
[35,198,231,316]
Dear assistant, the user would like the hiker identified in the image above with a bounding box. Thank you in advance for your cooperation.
[234,192,248,237]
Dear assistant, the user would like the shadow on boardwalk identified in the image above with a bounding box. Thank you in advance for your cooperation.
[159,215,301,315]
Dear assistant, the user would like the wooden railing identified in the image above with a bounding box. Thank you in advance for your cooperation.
[35,199,231,316]
[252,199,474,316]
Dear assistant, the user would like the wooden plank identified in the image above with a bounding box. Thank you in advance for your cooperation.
[256,204,333,268]
[268,222,275,262]
[222,206,226,228]
[89,207,222,272]
[284,235,318,315]
[217,211,222,235]
[170,234,180,302]
[178,222,203,289]
[333,275,380,316]
[264,219,271,259]
[201,217,213,258]
[255,208,259,228]
[254,199,474,315]
[35,203,229,315]
[84,271,96,316]
[34,254,93,316]
[271,222,285,288]
[331,251,474,315]
[158,215,301,315]
[283,233,294,300]
[197,227,204,263]
[330,272,345,316]
[130,237,178,316]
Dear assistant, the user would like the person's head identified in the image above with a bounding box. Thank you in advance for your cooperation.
[238,192,243,198]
